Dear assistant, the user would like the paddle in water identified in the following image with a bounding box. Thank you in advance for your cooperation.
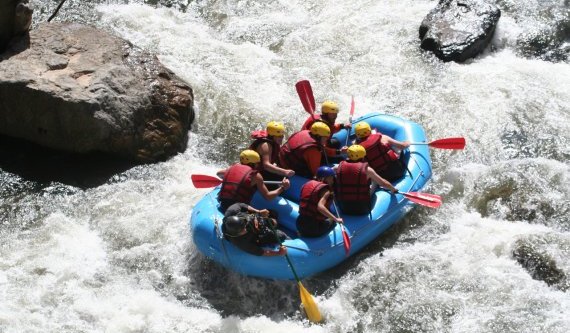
[410,137,466,150]
[267,218,323,323]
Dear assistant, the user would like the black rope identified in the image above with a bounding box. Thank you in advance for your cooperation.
[47,0,68,22]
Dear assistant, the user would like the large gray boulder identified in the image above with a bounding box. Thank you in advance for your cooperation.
[0,22,194,163]
[419,0,501,62]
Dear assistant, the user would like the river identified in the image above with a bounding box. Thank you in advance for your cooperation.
[1,0,569,332]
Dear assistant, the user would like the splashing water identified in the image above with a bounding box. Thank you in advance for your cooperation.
[2,0,569,332]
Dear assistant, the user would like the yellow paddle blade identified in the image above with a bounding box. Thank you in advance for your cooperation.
[298,281,323,323]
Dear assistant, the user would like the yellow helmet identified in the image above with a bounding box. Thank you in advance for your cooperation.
[266,121,285,137]
[355,122,372,139]
[321,100,339,114]
[310,122,331,137]
[347,145,367,161]
[240,149,260,164]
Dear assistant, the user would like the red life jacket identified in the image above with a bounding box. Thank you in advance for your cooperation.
[336,161,370,202]
[299,180,331,222]
[301,115,341,134]
[278,130,319,178]
[249,130,280,167]
[358,133,399,172]
[218,164,257,204]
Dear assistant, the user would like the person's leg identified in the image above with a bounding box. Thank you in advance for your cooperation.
[339,201,370,215]
[297,215,333,237]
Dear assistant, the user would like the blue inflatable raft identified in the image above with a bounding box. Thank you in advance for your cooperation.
[189,112,433,280]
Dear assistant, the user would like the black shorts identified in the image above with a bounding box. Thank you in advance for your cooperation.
[296,215,335,238]
[339,200,370,215]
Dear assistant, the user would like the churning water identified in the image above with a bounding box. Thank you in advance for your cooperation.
[1,0,569,332]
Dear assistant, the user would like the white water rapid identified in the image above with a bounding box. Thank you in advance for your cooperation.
[1,1,569,332]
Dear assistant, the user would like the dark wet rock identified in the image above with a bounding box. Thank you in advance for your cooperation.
[419,0,501,62]
[0,22,194,163]
[0,0,32,52]
[517,16,570,62]
[512,239,568,291]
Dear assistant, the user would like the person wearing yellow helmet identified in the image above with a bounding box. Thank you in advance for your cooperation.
[216,149,291,212]
[249,121,295,181]
[333,145,397,215]
[301,100,351,159]
[278,122,331,178]
[354,121,410,181]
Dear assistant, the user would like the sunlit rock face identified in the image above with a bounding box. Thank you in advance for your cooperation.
[0,22,195,163]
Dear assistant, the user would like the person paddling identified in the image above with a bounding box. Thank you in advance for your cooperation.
[249,121,295,182]
[334,145,397,215]
[301,100,350,160]
[296,166,342,237]
[217,150,290,212]
[354,121,410,182]
[278,122,332,178]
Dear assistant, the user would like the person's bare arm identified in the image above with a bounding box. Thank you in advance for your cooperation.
[216,168,228,178]
[262,245,287,256]
[317,191,342,223]
[382,135,410,150]
[254,173,290,200]
[258,142,294,177]
[366,167,397,193]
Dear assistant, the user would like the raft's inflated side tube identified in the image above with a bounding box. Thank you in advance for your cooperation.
[190,113,433,280]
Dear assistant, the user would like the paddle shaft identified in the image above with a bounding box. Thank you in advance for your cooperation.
[191,174,284,188]
[332,198,351,255]
[345,96,354,146]
[267,217,323,323]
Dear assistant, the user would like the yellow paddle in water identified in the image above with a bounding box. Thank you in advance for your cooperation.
[266,212,323,323]
[284,253,323,323]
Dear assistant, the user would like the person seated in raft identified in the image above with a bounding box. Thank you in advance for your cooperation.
[249,121,295,187]
[296,166,343,237]
[222,203,288,256]
[301,100,350,161]
[353,121,410,182]
[278,122,333,179]
[217,149,290,212]
[333,145,398,215]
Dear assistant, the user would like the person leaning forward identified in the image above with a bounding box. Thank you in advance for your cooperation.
[301,100,350,159]
[217,149,290,212]
[249,121,295,181]
[222,203,288,256]
[354,121,410,182]
[334,144,397,215]
[278,122,331,179]
[296,166,342,237]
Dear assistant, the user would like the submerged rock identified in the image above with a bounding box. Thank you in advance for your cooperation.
[0,22,194,163]
[419,0,501,62]
[512,239,568,292]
